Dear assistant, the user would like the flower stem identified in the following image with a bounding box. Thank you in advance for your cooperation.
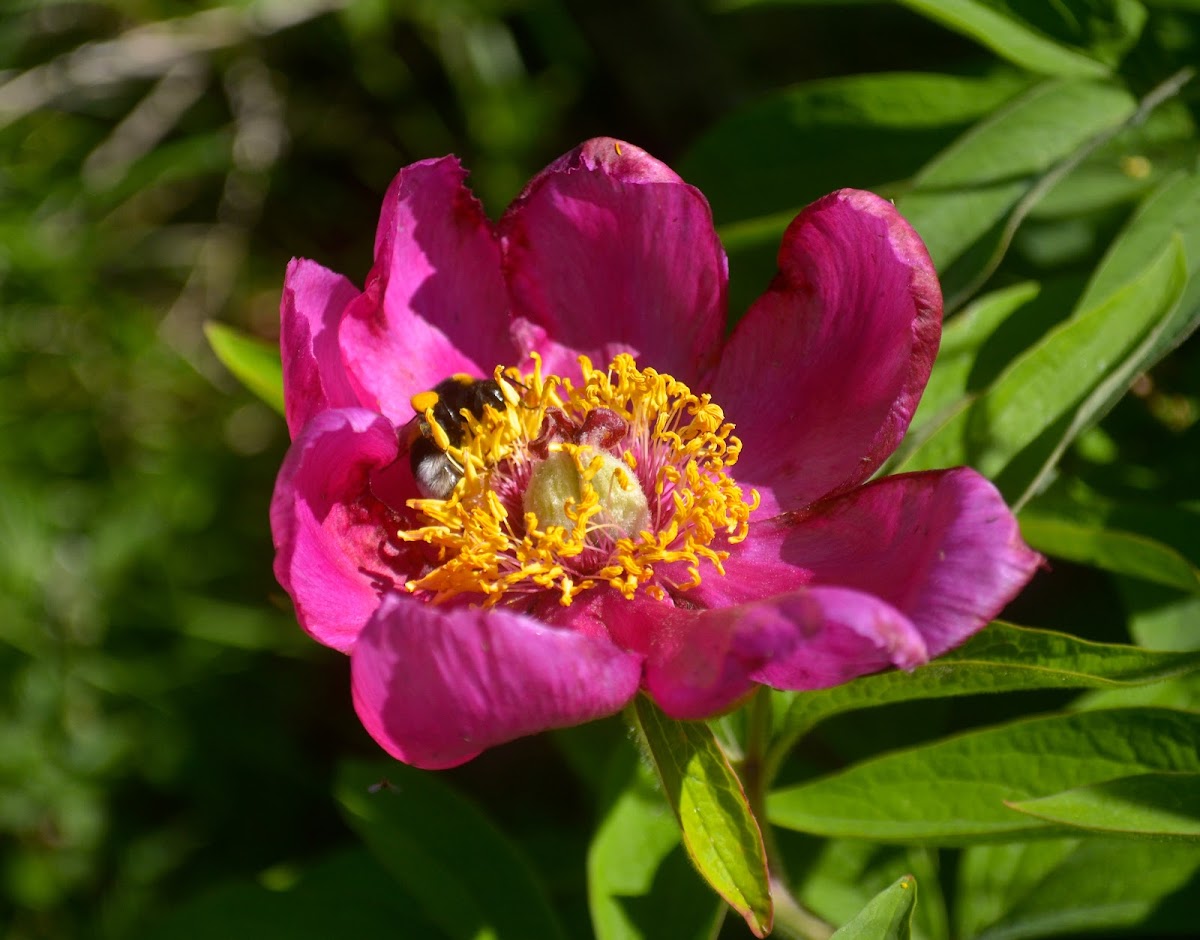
[741,690,834,940]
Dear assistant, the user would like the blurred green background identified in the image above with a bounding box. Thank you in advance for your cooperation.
[3,1,1199,938]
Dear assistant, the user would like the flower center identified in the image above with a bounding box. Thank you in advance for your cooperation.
[399,353,758,606]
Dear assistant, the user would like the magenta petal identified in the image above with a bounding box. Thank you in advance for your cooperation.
[701,468,1041,658]
[338,157,513,426]
[281,258,363,438]
[351,594,643,769]
[630,602,793,720]
[713,189,941,514]
[778,468,1041,656]
[270,408,403,653]
[747,587,928,691]
[621,586,926,719]
[500,137,727,385]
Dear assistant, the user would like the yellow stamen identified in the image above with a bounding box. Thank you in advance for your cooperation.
[399,354,757,606]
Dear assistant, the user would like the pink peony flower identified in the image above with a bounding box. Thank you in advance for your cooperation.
[271,138,1041,769]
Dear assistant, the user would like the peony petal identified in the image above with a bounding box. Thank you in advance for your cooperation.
[613,598,792,720]
[609,587,927,719]
[281,258,363,438]
[746,587,929,692]
[778,468,1041,656]
[692,468,1041,657]
[338,157,514,426]
[351,594,643,769]
[270,408,412,653]
[713,189,941,514]
[500,137,727,385]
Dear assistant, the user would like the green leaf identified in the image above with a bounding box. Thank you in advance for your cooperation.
[1028,97,1196,220]
[1075,169,1200,366]
[1020,485,1200,584]
[1117,577,1200,652]
[335,760,566,940]
[957,839,1200,940]
[768,622,1200,769]
[683,71,1027,229]
[795,842,947,940]
[679,70,1027,316]
[896,238,1187,506]
[1019,513,1200,593]
[204,321,285,416]
[829,875,918,940]
[629,697,772,937]
[896,79,1137,303]
[954,840,1080,940]
[768,708,1200,843]
[912,281,1042,432]
[895,0,1145,77]
[1007,772,1200,839]
[900,279,1081,456]
[587,747,724,940]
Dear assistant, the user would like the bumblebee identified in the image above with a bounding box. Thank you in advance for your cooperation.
[407,374,506,499]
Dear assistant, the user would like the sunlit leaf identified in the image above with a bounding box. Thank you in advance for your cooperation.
[901,279,1079,456]
[829,875,917,940]
[629,697,772,937]
[680,70,1027,315]
[957,838,1200,939]
[1019,513,1200,593]
[1007,772,1200,839]
[896,79,1137,303]
[795,841,947,940]
[896,0,1146,76]
[1029,98,1196,219]
[587,746,724,940]
[768,708,1200,843]
[769,622,1200,768]
[684,71,1027,227]
[204,321,285,416]
[896,238,1187,506]
[1076,169,1200,365]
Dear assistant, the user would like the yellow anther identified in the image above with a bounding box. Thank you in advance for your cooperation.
[397,353,757,606]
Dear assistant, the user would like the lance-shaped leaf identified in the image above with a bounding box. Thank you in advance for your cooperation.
[768,708,1200,843]
[899,278,1084,459]
[896,79,1137,302]
[679,70,1026,316]
[768,622,1200,772]
[797,841,946,940]
[204,321,285,415]
[957,838,1200,940]
[1076,169,1200,368]
[1007,772,1200,840]
[588,746,724,940]
[335,761,566,940]
[829,876,918,940]
[897,237,1187,507]
[629,697,772,937]
[683,70,1026,228]
[1019,513,1200,594]
[901,170,1200,474]
[896,0,1145,77]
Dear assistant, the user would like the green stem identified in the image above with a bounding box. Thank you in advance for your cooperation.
[741,691,834,940]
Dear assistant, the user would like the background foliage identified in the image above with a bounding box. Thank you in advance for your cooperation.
[3,1,1199,938]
